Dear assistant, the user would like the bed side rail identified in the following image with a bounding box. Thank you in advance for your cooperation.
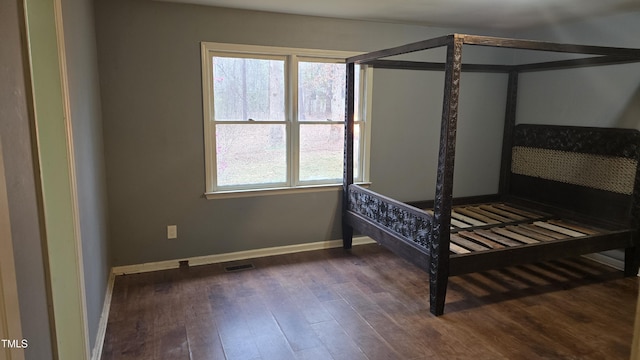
[508,124,640,226]
[346,184,433,251]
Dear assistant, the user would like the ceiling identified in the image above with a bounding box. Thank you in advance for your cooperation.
[162,0,640,29]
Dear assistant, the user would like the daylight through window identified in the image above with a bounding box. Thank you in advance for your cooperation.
[201,43,371,197]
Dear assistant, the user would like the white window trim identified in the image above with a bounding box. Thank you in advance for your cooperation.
[204,182,373,200]
[201,42,373,199]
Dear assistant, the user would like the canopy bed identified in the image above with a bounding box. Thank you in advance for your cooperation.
[342,34,640,315]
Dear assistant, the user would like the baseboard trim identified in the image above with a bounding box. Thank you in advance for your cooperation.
[91,272,115,360]
[110,240,629,277]
[582,253,624,272]
[112,236,377,275]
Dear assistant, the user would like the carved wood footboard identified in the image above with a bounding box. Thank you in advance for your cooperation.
[345,185,433,271]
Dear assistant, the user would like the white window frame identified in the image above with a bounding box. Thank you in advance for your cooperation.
[201,42,372,199]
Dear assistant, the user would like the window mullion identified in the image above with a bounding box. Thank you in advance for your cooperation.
[289,55,300,187]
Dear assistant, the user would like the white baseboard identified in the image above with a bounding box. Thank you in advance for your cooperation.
[91,272,115,360]
[112,236,376,275]
[111,239,632,277]
[582,253,624,272]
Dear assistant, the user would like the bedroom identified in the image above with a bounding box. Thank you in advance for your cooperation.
[1,0,640,358]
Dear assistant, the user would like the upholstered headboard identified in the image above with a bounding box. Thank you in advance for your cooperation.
[508,124,640,226]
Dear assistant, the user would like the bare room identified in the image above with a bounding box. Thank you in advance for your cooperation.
[2,0,640,359]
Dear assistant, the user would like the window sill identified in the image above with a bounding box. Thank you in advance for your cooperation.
[204,182,371,200]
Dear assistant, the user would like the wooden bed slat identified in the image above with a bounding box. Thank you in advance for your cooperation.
[519,224,568,240]
[506,225,555,241]
[533,221,586,237]
[547,220,599,235]
[451,218,472,228]
[478,205,526,221]
[451,211,487,227]
[451,234,490,252]
[493,204,546,219]
[458,231,505,249]
[456,208,500,224]
[491,228,539,244]
[427,209,471,228]
[450,242,471,254]
[466,206,512,223]
[474,229,522,247]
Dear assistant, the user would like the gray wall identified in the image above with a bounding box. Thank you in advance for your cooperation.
[514,12,640,262]
[370,69,507,201]
[94,0,511,265]
[61,0,111,352]
[0,0,54,358]
[515,11,640,129]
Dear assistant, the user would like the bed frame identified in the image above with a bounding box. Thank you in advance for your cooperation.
[342,34,640,316]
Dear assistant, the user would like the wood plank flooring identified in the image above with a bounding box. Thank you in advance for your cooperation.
[102,244,639,359]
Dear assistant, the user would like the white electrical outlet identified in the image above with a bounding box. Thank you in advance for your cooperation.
[167,225,177,239]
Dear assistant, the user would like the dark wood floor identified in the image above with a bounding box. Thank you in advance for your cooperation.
[102,244,639,360]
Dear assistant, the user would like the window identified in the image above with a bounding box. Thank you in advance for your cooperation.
[201,43,371,198]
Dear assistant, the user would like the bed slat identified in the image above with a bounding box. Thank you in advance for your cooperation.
[505,225,555,241]
[478,205,526,221]
[451,219,472,228]
[450,242,471,254]
[547,220,599,235]
[466,206,512,223]
[427,210,470,229]
[493,204,546,219]
[451,211,487,227]
[520,224,568,240]
[456,208,500,224]
[492,228,539,244]
[458,231,505,249]
[451,234,490,252]
[533,221,586,237]
[474,229,522,247]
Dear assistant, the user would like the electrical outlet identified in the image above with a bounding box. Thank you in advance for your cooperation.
[167,225,177,239]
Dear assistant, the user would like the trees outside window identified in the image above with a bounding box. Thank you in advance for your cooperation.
[201,43,371,196]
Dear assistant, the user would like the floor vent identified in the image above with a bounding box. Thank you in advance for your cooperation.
[224,263,255,272]
[179,260,189,268]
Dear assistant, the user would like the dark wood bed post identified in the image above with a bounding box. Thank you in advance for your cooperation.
[625,243,640,276]
[498,70,519,198]
[430,35,463,316]
[625,164,640,276]
[342,62,355,249]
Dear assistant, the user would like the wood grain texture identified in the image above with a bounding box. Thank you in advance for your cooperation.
[102,244,638,359]
[342,62,355,249]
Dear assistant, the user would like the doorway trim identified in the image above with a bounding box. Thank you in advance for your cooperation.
[0,138,26,360]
